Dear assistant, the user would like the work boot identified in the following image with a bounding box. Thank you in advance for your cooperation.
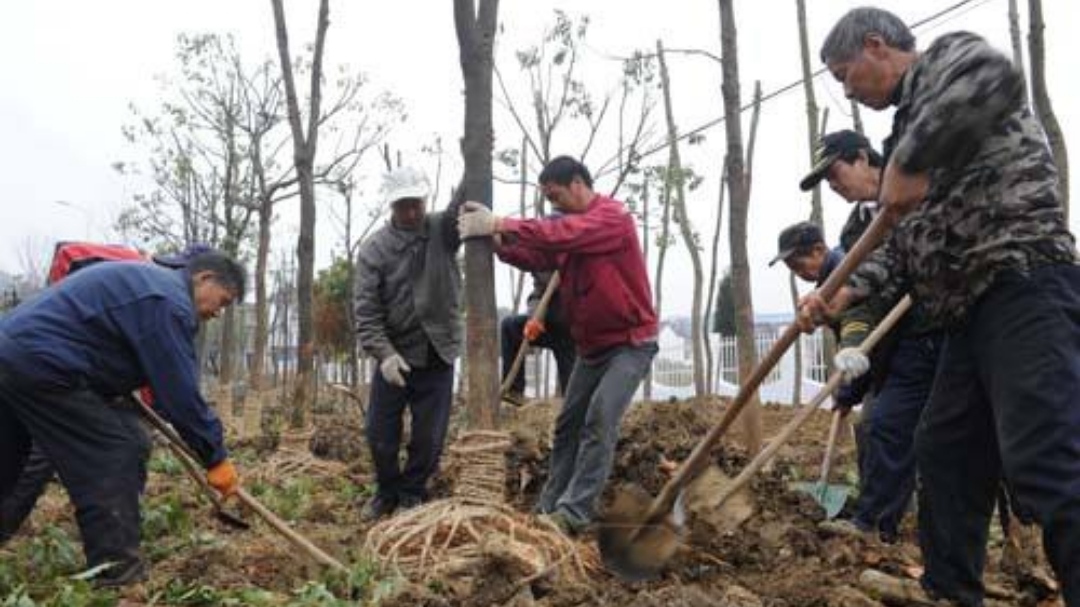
[397,493,424,511]
[91,557,148,589]
[818,518,874,540]
[360,494,397,523]
[539,510,588,536]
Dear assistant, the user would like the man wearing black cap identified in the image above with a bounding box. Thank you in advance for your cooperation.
[799,129,884,253]
[799,131,943,545]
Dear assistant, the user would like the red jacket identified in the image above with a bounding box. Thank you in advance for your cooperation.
[497,194,657,357]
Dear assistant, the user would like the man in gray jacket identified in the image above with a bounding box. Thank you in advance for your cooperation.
[354,166,463,521]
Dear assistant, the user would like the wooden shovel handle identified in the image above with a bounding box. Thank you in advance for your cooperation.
[646,211,898,521]
[499,271,561,396]
[135,397,348,573]
[712,294,912,508]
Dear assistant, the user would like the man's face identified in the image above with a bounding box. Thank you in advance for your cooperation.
[540,178,588,213]
[784,247,827,283]
[827,38,897,111]
[826,154,880,202]
[192,272,237,320]
[391,198,426,230]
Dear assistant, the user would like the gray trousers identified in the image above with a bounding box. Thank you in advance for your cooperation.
[537,342,657,524]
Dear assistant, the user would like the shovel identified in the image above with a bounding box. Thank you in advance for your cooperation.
[598,211,897,581]
[499,271,560,400]
[134,397,349,573]
[791,408,852,519]
[716,295,910,520]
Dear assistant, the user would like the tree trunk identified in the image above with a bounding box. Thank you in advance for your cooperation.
[251,191,272,390]
[718,0,762,453]
[641,178,654,401]
[703,170,727,396]
[270,0,330,428]
[657,40,705,398]
[1007,0,1029,107]
[795,0,823,229]
[1027,0,1069,220]
[454,0,501,430]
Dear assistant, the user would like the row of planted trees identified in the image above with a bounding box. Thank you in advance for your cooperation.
[109,0,1065,456]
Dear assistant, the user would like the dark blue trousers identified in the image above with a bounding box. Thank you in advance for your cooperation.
[917,264,1080,606]
[0,367,150,578]
[500,313,577,395]
[0,445,55,543]
[365,360,454,502]
[854,332,941,539]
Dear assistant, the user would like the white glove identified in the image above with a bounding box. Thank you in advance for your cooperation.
[834,347,870,383]
[379,354,411,388]
[457,201,499,239]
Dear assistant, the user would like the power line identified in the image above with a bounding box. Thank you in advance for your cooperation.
[594,0,995,177]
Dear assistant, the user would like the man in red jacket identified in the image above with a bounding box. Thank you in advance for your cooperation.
[458,156,658,533]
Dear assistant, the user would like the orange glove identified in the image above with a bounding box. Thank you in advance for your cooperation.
[523,319,546,342]
[207,459,239,497]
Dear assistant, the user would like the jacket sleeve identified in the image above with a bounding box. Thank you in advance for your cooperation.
[113,299,227,468]
[891,32,1024,173]
[354,247,397,362]
[847,235,909,310]
[499,202,635,255]
[495,239,558,272]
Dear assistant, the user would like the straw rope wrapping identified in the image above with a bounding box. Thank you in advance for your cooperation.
[363,431,597,583]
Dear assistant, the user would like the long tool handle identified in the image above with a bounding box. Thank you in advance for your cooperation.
[711,294,912,508]
[646,211,898,521]
[135,401,348,573]
[818,409,844,486]
[499,271,561,396]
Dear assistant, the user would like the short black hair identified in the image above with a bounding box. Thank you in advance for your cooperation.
[538,156,593,189]
[187,251,247,302]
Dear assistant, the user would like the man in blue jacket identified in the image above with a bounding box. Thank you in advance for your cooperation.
[0,250,244,587]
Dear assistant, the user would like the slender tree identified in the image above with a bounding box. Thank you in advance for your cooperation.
[718,0,762,452]
[795,0,824,229]
[454,0,500,430]
[656,40,705,397]
[1027,0,1069,219]
[270,0,330,427]
[1007,0,1029,107]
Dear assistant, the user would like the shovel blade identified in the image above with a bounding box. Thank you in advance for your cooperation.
[791,481,852,519]
[597,485,683,581]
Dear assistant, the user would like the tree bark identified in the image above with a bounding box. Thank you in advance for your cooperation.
[454,0,501,430]
[703,169,727,395]
[795,0,823,229]
[656,40,705,398]
[1007,0,1029,107]
[718,0,761,453]
[270,0,330,428]
[1027,0,1069,221]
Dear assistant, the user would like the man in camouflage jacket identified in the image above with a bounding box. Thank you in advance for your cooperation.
[801,8,1080,606]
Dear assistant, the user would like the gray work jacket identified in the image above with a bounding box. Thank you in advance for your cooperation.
[354,203,462,368]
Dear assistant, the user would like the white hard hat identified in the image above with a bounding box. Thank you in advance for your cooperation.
[382,166,431,206]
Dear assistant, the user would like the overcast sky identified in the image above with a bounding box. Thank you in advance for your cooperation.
[1,0,1076,315]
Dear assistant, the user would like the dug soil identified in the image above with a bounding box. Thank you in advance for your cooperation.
[7,395,1061,606]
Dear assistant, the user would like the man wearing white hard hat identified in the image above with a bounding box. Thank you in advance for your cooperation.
[353,166,464,521]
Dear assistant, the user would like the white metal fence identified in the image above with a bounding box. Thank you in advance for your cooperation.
[521,327,833,407]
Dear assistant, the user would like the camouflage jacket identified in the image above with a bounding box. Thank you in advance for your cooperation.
[848,31,1075,326]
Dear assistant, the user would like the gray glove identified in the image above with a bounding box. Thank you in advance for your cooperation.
[457,201,500,239]
[834,347,870,383]
[379,353,411,387]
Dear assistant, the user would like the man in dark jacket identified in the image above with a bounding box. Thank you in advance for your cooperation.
[801,8,1080,605]
[800,132,942,544]
[354,166,463,521]
[500,270,576,403]
[0,251,243,587]
[458,156,658,533]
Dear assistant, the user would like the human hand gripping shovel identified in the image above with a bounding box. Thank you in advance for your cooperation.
[499,271,560,402]
[598,210,900,581]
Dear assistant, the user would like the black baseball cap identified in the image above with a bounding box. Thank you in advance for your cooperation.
[769,221,824,266]
[799,130,873,191]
